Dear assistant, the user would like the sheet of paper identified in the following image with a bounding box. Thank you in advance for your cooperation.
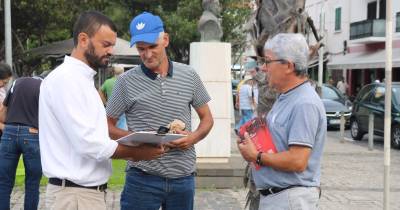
[117,131,186,146]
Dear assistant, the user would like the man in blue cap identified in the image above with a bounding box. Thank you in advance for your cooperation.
[106,12,214,210]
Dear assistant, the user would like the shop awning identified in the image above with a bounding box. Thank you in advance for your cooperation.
[327,48,400,70]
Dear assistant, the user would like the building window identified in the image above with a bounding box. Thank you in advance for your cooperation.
[397,12,400,32]
[335,7,342,31]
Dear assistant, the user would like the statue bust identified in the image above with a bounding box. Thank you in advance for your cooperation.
[198,0,223,42]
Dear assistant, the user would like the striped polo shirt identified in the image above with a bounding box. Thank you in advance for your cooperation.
[106,61,211,178]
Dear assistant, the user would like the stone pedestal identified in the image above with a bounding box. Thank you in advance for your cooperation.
[190,42,232,163]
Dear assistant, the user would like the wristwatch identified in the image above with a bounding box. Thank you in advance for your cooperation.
[256,151,263,166]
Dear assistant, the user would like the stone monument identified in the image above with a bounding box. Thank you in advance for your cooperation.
[198,0,223,42]
[191,0,231,162]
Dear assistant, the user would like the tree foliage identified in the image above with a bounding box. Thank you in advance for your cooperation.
[0,0,251,75]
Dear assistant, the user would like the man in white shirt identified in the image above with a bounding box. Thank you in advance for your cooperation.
[39,11,165,210]
[336,76,348,95]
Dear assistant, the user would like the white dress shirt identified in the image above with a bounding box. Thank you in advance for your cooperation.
[39,56,118,186]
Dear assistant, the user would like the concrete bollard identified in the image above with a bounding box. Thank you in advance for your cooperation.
[368,113,374,151]
[340,111,345,143]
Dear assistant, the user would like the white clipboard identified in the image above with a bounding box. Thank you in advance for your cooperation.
[116,131,186,146]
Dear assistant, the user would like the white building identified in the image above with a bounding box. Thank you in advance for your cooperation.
[306,0,400,97]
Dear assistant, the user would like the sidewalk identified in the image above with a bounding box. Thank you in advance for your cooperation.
[10,132,400,210]
[319,133,400,210]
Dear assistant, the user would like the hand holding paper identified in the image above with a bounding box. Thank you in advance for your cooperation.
[125,143,166,161]
[237,132,258,163]
[117,131,187,146]
[237,117,277,170]
[165,130,195,150]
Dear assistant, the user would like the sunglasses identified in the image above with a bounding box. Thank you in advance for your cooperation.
[156,126,170,135]
[256,56,288,66]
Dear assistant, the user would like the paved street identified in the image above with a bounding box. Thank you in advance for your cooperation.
[10,130,400,209]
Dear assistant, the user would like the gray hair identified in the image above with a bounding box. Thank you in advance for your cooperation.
[264,33,309,75]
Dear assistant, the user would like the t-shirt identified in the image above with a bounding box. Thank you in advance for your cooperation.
[3,77,42,128]
[253,82,327,189]
[239,83,254,110]
[106,61,211,178]
[337,81,347,94]
[101,76,116,100]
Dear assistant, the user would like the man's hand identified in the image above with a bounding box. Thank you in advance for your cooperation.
[114,143,166,161]
[237,132,258,162]
[133,143,166,161]
[166,130,195,150]
[235,102,240,110]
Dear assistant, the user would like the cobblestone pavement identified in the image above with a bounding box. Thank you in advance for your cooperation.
[10,131,400,209]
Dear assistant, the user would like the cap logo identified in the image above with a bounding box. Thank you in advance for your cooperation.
[136,22,145,30]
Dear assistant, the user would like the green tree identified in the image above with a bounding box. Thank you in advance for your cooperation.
[126,0,251,63]
[1,0,251,75]
[1,0,131,76]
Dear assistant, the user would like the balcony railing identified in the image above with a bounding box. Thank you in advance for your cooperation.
[397,13,400,32]
[350,19,386,40]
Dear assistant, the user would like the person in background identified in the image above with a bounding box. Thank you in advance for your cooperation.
[0,63,13,135]
[0,63,12,103]
[327,76,335,86]
[238,33,326,210]
[235,59,258,133]
[336,76,348,95]
[0,73,45,210]
[98,65,127,130]
[235,59,258,110]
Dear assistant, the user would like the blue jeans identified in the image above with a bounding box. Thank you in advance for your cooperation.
[236,109,254,130]
[0,125,42,210]
[121,167,195,210]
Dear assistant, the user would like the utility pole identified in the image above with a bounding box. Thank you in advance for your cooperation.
[383,0,392,209]
[318,1,325,87]
[4,0,12,67]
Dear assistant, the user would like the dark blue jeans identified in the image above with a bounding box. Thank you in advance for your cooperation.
[121,167,195,210]
[0,125,42,210]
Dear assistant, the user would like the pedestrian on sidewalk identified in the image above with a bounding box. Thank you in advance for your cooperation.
[39,11,165,210]
[106,12,213,210]
[237,33,326,210]
[235,59,258,133]
[336,76,348,95]
[0,73,45,210]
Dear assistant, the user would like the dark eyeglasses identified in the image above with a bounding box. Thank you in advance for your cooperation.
[256,56,288,66]
[157,126,170,135]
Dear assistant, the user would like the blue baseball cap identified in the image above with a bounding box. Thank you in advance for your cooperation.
[244,59,258,71]
[129,12,164,47]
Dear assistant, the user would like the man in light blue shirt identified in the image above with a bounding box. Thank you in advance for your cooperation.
[238,33,326,210]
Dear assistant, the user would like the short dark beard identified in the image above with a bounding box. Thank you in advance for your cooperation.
[84,41,109,70]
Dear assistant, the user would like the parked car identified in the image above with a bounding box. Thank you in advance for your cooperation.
[321,84,353,128]
[350,82,400,149]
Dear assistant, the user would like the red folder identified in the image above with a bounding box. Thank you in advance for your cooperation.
[239,117,277,170]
